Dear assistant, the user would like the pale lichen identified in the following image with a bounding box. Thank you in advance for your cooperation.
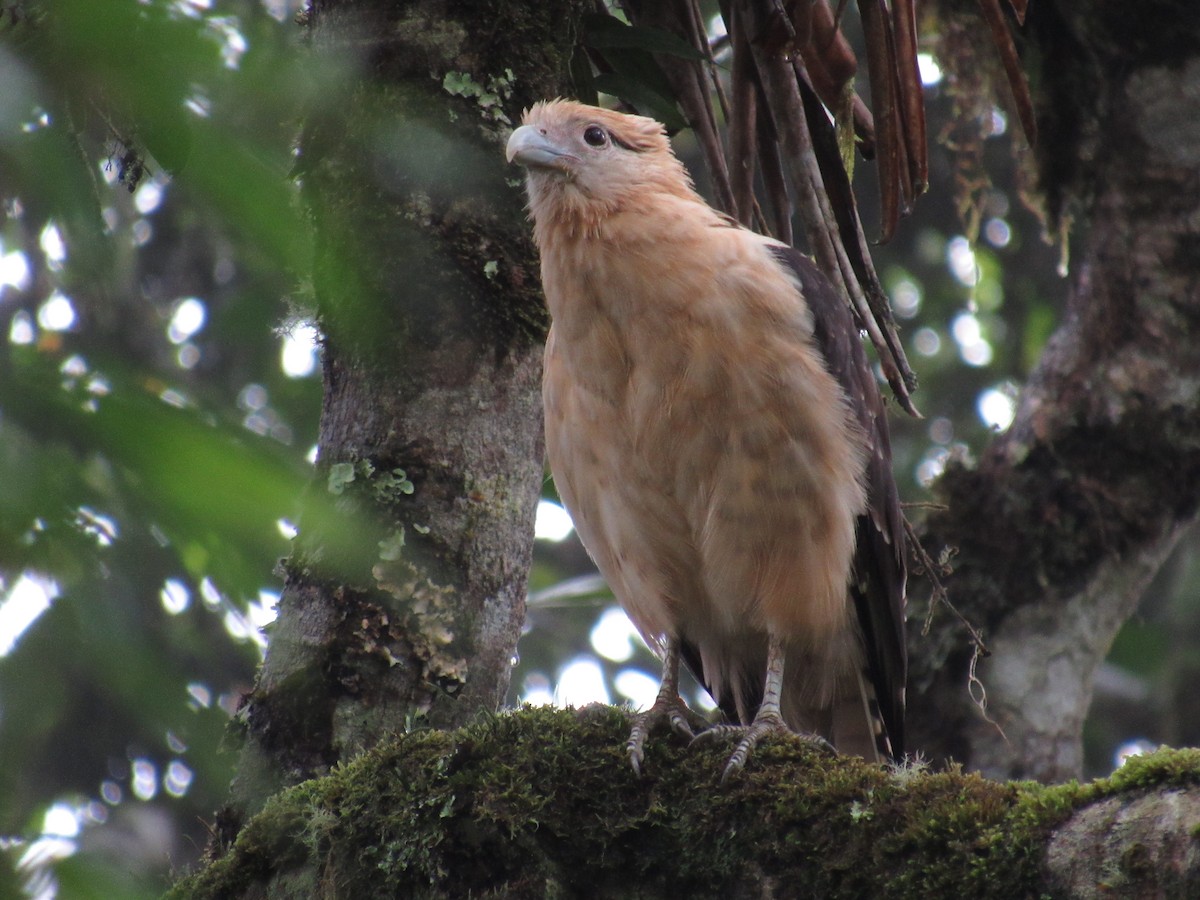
[373,556,468,692]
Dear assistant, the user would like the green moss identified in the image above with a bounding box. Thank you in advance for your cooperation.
[1100,746,1200,792]
[167,712,1200,899]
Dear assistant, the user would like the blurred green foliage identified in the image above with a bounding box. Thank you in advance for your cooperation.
[0,0,322,894]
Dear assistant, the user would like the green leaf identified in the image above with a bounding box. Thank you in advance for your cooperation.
[50,851,161,900]
[0,355,307,596]
[591,73,688,131]
[569,45,600,107]
[582,14,706,61]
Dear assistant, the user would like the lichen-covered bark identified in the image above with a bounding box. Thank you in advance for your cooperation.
[911,1,1200,780]
[1047,788,1200,898]
[226,0,588,819]
[170,708,1200,899]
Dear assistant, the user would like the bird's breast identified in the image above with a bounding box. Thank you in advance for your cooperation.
[540,227,867,645]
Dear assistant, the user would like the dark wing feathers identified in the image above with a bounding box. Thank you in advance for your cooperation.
[769,245,908,759]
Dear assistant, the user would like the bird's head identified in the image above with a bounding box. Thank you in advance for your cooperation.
[506,100,695,230]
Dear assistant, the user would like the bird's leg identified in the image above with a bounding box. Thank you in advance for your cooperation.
[627,638,697,775]
[716,633,791,780]
[696,634,834,782]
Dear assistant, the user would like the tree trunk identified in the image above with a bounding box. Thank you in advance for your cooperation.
[909,0,1200,781]
[226,0,587,819]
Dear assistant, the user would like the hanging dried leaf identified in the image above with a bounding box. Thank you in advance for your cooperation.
[977,0,1038,144]
[857,0,905,241]
[893,0,928,194]
[742,0,919,412]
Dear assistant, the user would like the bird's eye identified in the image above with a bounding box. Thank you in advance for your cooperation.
[583,125,608,147]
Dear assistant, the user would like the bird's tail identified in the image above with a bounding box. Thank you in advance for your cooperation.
[829,667,893,763]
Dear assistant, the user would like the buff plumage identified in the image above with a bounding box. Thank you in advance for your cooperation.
[507,100,906,776]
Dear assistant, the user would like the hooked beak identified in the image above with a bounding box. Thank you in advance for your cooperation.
[506,125,572,170]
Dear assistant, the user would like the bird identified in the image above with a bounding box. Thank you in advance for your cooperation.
[506,100,906,778]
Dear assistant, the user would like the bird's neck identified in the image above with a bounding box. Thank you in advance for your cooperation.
[534,192,747,351]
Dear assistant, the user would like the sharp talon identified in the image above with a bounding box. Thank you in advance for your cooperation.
[627,731,645,776]
[701,713,790,782]
[720,726,838,781]
[626,692,697,774]
[668,709,695,740]
[722,740,753,782]
[689,724,739,747]
[806,734,838,756]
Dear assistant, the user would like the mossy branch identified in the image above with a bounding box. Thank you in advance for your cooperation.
[172,706,1200,898]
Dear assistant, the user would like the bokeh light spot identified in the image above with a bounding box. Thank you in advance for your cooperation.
[984,218,1012,248]
[614,669,659,710]
[535,500,574,542]
[131,759,158,801]
[977,387,1017,431]
[164,760,194,798]
[946,236,980,286]
[37,291,76,331]
[9,310,34,344]
[917,53,943,86]
[589,607,639,663]
[280,324,319,378]
[0,248,30,291]
[0,573,59,656]
[912,327,941,357]
[554,656,610,707]
[160,578,191,615]
[39,223,65,263]
[168,298,207,344]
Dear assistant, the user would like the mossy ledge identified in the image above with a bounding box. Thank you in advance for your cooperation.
[169,706,1200,898]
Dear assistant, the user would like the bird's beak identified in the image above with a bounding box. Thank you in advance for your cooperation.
[506,125,570,170]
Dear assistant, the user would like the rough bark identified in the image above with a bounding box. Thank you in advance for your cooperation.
[226,0,588,819]
[909,0,1200,780]
[171,708,1200,899]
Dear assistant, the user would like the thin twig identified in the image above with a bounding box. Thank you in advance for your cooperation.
[769,40,918,412]
[756,104,793,243]
[903,521,1004,739]
[749,36,843,294]
[968,641,1007,741]
[687,0,731,123]
[729,5,759,228]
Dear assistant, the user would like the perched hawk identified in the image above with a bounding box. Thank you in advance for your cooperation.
[507,100,906,777]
